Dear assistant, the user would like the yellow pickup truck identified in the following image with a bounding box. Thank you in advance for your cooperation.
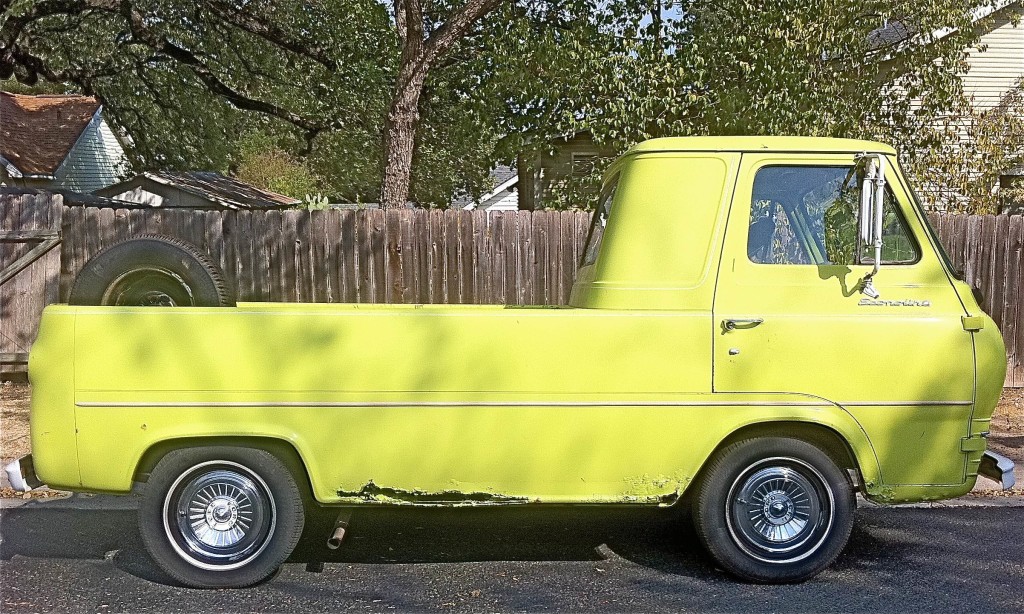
[6,136,1012,588]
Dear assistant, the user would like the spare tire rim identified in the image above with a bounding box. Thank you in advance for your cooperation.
[163,461,277,571]
[725,457,834,564]
[102,267,195,306]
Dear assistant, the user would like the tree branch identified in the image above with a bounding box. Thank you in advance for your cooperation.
[204,1,338,71]
[118,2,332,133]
[422,0,502,66]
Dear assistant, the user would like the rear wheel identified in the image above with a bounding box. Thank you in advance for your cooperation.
[69,235,233,306]
[139,447,304,588]
[692,437,855,583]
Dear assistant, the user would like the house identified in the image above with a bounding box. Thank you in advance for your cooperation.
[958,1,1023,113]
[516,132,616,210]
[95,171,301,209]
[964,2,1024,211]
[0,92,128,193]
[459,165,519,212]
[876,2,1024,209]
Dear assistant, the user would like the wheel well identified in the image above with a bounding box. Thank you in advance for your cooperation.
[134,436,316,501]
[691,422,861,494]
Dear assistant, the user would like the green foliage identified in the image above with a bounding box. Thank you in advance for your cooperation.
[4,0,1010,212]
[464,1,1005,209]
[303,193,331,211]
[910,83,1024,213]
[234,133,321,201]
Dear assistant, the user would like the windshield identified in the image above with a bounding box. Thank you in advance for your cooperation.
[581,176,618,267]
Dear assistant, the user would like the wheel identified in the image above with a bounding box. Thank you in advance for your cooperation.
[691,437,855,583]
[139,447,305,588]
[69,235,233,306]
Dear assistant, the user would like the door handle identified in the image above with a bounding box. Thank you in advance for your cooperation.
[723,318,764,332]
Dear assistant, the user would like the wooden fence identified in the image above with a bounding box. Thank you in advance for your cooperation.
[2,192,1022,385]
[928,213,1024,387]
[59,206,592,306]
[0,193,62,376]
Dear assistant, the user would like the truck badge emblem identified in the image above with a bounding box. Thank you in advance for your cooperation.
[858,298,931,307]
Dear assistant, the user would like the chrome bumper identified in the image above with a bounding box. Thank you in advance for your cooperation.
[3,455,42,492]
[979,451,1016,490]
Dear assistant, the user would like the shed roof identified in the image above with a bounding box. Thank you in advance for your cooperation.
[0,92,101,176]
[98,171,301,209]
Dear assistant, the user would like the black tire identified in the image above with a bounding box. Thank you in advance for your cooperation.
[138,447,305,588]
[69,235,233,306]
[691,437,855,583]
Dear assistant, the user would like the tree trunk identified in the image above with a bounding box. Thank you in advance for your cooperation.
[381,64,426,209]
[380,0,502,208]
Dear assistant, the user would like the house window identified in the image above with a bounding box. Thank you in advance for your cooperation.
[571,152,600,178]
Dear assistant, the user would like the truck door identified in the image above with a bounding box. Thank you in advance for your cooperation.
[712,153,976,487]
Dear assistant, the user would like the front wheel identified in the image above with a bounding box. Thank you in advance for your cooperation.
[139,447,305,588]
[691,437,855,583]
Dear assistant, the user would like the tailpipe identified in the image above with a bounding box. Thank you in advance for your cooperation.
[326,510,352,550]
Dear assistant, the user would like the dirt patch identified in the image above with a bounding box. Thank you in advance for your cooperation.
[987,387,1023,459]
[1,381,31,461]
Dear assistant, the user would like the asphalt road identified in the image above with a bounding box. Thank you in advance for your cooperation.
[1,495,1022,613]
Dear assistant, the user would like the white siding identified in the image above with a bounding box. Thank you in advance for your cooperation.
[103,178,215,208]
[106,185,166,207]
[54,113,128,193]
[963,6,1024,111]
[481,188,519,211]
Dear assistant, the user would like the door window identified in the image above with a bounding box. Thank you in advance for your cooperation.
[747,166,918,266]
[581,177,618,267]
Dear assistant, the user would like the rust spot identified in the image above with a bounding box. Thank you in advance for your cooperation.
[336,480,528,505]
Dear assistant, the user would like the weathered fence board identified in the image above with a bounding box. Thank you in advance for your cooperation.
[0,193,63,375]
[929,213,1024,387]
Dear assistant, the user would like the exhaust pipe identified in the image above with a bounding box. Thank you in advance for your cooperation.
[326,510,352,550]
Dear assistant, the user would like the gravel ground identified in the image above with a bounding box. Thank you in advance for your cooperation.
[2,382,1022,498]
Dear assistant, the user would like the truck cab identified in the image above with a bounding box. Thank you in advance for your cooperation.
[572,137,1007,500]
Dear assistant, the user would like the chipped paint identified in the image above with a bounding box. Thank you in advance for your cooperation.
[621,473,691,507]
[336,480,530,506]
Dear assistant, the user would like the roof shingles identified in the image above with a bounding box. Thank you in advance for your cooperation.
[0,92,101,176]
[143,171,301,209]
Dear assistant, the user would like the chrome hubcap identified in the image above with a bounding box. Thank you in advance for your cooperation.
[163,462,276,571]
[103,267,194,306]
[726,458,834,563]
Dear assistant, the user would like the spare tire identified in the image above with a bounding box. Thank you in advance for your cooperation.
[69,235,234,307]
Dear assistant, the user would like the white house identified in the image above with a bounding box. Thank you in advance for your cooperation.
[959,1,1023,113]
[0,92,128,193]
[888,2,1024,208]
[459,165,519,211]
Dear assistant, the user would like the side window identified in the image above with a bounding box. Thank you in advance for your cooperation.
[581,178,618,267]
[747,166,918,266]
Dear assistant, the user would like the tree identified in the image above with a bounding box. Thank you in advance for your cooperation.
[0,0,503,207]
[466,1,1004,209]
[381,0,502,208]
[911,82,1024,213]
[2,1,1007,211]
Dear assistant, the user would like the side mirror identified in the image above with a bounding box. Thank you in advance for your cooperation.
[856,154,886,298]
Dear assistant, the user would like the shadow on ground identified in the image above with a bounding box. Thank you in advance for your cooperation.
[0,496,713,585]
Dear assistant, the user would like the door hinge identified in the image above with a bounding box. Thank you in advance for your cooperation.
[962,315,985,332]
